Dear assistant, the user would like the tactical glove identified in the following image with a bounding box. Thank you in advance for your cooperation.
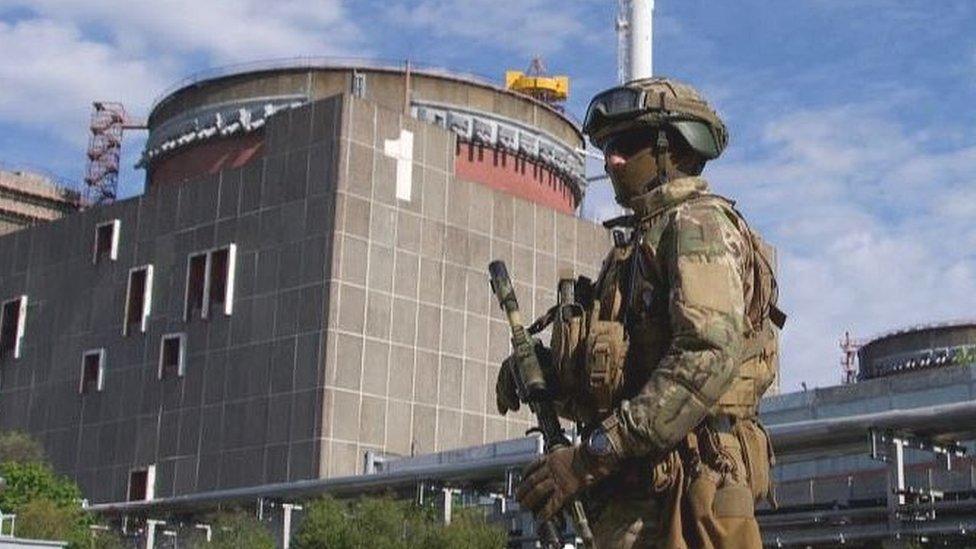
[495,357,520,415]
[516,445,613,522]
[495,340,554,415]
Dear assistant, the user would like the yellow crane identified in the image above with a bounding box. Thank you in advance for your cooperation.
[505,57,569,107]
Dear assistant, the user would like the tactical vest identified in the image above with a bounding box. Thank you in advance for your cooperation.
[545,194,784,426]
[712,196,784,418]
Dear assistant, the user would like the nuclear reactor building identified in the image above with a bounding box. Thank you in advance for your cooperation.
[0,62,608,503]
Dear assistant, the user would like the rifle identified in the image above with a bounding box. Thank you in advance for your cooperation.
[488,260,595,549]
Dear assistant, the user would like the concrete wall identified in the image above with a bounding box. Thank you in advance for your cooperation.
[148,68,581,153]
[761,362,976,426]
[319,95,607,476]
[0,217,23,237]
[0,96,342,503]
[144,67,585,214]
[454,142,577,214]
[0,92,610,501]
[760,362,976,507]
[0,170,82,236]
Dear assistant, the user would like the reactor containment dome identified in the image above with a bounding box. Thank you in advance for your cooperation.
[140,60,586,215]
[858,320,976,380]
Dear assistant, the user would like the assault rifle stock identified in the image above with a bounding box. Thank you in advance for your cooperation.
[488,260,595,549]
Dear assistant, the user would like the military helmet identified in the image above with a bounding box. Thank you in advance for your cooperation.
[583,77,728,160]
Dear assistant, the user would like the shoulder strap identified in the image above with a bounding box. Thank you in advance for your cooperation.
[679,194,787,331]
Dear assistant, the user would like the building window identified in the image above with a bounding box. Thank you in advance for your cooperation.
[158,334,186,380]
[184,244,237,321]
[123,265,153,336]
[79,349,105,394]
[208,247,231,313]
[0,296,27,361]
[93,219,120,264]
[185,253,207,320]
[352,71,366,98]
[127,465,156,501]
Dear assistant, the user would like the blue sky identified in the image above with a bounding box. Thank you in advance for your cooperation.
[2,0,975,391]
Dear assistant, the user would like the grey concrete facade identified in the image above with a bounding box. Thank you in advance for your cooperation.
[0,169,82,237]
[0,96,344,503]
[321,95,605,477]
[0,93,608,503]
[760,361,976,506]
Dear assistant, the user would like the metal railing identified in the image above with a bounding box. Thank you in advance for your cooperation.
[150,56,498,110]
[148,55,583,128]
[0,512,16,537]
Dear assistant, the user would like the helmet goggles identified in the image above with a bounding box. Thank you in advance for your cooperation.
[584,83,728,161]
[582,86,647,136]
[602,127,658,158]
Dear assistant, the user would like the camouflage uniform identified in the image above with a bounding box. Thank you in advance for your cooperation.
[504,78,781,549]
[582,175,777,549]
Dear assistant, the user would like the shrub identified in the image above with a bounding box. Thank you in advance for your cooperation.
[0,457,95,548]
[293,495,505,549]
[14,498,90,546]
[0,431,45,464]
[430,508,508,549]
[202,510,276,549]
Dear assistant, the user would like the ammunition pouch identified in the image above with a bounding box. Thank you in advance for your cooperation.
[584,319,628,417]
[683,416,776,506]
[541,295,629,423]
[716,319,779,419]
[549,302,587,399]
[732,418,776,505]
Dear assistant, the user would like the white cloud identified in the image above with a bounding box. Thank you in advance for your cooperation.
[710,102,976,391]
[0,1,365,153]
[0,18,166,140]
[6,1,364,63]
[579,98,976,392]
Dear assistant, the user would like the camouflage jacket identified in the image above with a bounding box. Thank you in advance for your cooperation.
[595,176,755,460]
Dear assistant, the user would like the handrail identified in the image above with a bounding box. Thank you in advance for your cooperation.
[148,55,582,128]
[87,399,976,515]
[150,56,497,110]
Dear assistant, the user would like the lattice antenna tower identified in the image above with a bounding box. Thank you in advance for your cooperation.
[840,331,861,384]
[85,102,145,204]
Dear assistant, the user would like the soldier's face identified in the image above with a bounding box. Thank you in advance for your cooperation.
[603,142,660,203]
[603,128,657,160]
[603,128,657,177]
[605,150,629,170]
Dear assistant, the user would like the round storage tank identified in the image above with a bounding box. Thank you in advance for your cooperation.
[140,60,586,214]
[857,321,976,380]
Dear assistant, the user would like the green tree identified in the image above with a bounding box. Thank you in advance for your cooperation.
[293,496,357,548]
[293,496,505,549]
[87,527,128,549]
[0,431,45,464]
[349,496,433,549]
[0,460,96,548]
[0,460,83,511]
[430,508,507,549]
[196,510,275,549]
[14,498,90,546]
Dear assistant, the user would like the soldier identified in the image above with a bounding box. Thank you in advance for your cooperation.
[496,77,784,548]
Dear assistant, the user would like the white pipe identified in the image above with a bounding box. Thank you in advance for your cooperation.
[628,0,654,81]
[145,519,165,549]
[282,503,302,549]
[767,399,976,458]
[616,0,629,83]
[87,400,976,516]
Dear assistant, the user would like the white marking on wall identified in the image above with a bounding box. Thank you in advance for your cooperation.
[384,129,415,201]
